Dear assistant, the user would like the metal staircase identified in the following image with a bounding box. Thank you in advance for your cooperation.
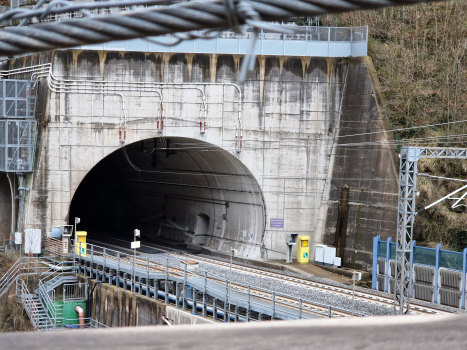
[0,257,77,331]
[42,274,78,293]
[16,279,55,331]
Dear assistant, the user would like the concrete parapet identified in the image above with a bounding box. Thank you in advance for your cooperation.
[0,313,465,349]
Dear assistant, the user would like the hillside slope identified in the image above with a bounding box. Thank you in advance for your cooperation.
[325,1,467,251]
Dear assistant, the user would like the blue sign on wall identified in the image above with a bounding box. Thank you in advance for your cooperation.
[270,218,284,228]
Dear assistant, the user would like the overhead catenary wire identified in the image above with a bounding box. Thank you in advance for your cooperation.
[0,0,447,56]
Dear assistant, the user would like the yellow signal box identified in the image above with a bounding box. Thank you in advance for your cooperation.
[297,236,310,264]
[75,231,87,257]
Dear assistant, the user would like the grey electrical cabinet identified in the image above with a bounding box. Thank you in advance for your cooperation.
[285,233,299,263]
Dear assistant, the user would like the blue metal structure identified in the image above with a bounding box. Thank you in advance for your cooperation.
[373,235,467,309]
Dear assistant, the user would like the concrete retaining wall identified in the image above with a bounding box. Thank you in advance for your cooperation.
[82,277,214,327]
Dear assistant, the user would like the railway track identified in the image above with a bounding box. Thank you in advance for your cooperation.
[85,242,354,318]
[88,235,456,316]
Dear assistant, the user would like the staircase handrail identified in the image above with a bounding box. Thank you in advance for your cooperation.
[16,278,54,331]
[0,258,22,298]
[37,279,57,329]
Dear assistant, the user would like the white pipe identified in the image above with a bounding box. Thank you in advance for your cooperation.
[44,262,74,271]
[161,314,172,327]
[0,64,243,144]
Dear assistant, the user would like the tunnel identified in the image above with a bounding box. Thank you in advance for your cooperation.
[69,137,265,256]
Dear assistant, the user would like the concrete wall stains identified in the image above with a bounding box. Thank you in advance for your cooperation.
[323,57,399,271]
[7,51,397,269]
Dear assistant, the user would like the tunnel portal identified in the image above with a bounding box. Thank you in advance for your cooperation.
[69,137,265,256]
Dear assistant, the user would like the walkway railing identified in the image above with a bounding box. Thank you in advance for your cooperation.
[15,278,55,331]
[77,25,368,57]
[74,240,367,320]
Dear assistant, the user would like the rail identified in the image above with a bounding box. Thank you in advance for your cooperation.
[63,282,86,302]
[63,317,108,329]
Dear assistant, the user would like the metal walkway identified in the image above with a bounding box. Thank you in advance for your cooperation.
[75,242,364,321]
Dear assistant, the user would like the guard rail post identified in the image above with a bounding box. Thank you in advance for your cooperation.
[175,283,180,308]
[116,251,120,286]
[328,306,331,318]
[246,285,250,322]
[272,291,275,319]
[182,262,187,310]
[202,271,207,316]
[90,243,94,278]
[462,248,467,309]
[165,257,169,303]
[78,241,82,278]
[213,298,217,320]
[146,257,150,297]
[385,237,391,292]
[299,298,302,319]
[372,235,379,290]
[224,280,228,322]
[103,247,106,282]
[72,239,76,273]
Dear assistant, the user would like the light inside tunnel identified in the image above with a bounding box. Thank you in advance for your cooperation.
[69,137,265,256]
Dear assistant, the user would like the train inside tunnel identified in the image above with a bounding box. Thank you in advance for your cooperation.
[68,137,266,257]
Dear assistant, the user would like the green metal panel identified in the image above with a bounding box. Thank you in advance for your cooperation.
[54,300,86,326]
[63,301,86,325]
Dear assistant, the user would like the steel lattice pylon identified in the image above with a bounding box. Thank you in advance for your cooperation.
[395,146,467,314]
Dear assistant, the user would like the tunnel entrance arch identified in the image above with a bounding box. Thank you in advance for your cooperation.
[68,137,265,258]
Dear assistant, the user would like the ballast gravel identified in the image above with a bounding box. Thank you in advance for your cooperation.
[146,252,462,316]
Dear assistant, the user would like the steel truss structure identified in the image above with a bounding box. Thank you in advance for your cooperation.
[395,146,467,314]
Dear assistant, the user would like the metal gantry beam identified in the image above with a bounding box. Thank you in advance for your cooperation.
[395,146,467,314]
